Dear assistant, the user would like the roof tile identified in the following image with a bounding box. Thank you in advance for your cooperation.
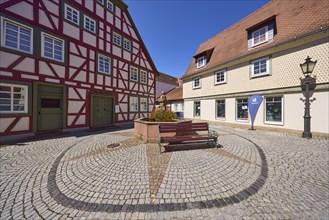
[183,0,329,78]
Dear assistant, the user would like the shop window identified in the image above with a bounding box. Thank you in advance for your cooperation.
[216,100,225,119]
[194,101,201,117]
[236,98,248,120]
[265,96,283,124]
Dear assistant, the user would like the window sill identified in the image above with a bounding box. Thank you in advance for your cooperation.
[251,73,270,78]
[236,119,249,123]
[264,121,284,126]
[251,40,268,48]
[1,45,32,55]
[97,71,112,76]
[192,87,201,90]
[83,28,97,35]
[216,117,226,121]
[64,19,80,29]
[113,43,122,47]
[214,81,227,86]
[0,113,31,117]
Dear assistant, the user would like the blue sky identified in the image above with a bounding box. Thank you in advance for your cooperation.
[123,0,269,78]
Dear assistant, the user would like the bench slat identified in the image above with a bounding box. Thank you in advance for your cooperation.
[162,135,216,143]
[159,123,209,133]
[158,122,218,153]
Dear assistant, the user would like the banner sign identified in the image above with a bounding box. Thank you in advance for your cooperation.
[248,94,263,128]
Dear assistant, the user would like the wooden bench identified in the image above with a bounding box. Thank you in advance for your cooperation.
[158,122,219,153]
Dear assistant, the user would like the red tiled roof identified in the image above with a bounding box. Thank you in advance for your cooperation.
[156,87,183,102]
[157,72,179,86]
[183,0,329,78]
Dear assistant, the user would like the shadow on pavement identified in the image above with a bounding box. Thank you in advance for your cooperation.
[0,122,134,147]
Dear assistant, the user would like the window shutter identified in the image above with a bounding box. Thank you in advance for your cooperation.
[268,23,274,40]
[247,32,253,48]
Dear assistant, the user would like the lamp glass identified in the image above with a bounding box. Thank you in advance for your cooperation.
[300,63,308,74]
[300,56,317,75]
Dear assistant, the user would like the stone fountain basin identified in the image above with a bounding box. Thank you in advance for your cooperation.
[134,118,192,143]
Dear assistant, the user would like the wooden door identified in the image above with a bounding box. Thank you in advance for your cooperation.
[37,85,63,132]
[92,96,113,127]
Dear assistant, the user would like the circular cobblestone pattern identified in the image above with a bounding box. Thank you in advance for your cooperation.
[0,127,328,219]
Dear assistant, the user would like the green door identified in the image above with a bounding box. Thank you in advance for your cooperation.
[92,96,113,127]
[37,85,63,132]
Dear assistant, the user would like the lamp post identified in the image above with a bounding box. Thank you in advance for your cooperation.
[300,56,317,139]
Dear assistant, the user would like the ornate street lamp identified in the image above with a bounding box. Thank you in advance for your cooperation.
[300,56,317,139]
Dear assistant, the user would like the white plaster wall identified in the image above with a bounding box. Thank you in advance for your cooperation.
[184,100,194,119]
[63,22,80,40]
[201,99,215,121]
[12,117,29,132]
[184,91,329,134]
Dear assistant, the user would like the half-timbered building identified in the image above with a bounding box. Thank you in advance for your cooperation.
[0,0,158,137]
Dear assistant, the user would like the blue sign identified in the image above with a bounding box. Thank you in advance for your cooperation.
[248,94,263,128]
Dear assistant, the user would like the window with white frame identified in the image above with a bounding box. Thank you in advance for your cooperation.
[1,18,33,54]
[96,0,104,4]
[123,38,131,51]
[251,57,270,77]
[265,96,283,124]
[192,77,201,89]
[130,66,138,81]
[0,83,28,113]
[64,4,80,25]
[130,96,138,112]
[252,26,268,47]
[140,70,147,84]
[214,69,227,85]
[42,33,64,62]
[216,100,225,119]
[140,97,147,112]
[194,101,201,117]
[107,0,114,12]
[84,15,96,33]
[113,32,122,46]
[196,56,206,68]
[98,54,111,74]
[236,98,248,121]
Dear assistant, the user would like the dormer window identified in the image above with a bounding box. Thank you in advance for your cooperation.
[196,56,206,69]
[247,16,276,49]
[252,26,268,47]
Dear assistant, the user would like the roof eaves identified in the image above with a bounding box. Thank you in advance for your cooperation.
[181,26,328,80]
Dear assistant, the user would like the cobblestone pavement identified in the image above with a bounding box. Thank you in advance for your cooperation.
[0,126,328,219]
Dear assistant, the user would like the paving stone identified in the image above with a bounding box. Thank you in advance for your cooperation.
[0,127,328,219]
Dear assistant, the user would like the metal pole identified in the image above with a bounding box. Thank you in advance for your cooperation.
[303,78,312,138]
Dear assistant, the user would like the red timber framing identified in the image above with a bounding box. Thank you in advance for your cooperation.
[0,0,157,136]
